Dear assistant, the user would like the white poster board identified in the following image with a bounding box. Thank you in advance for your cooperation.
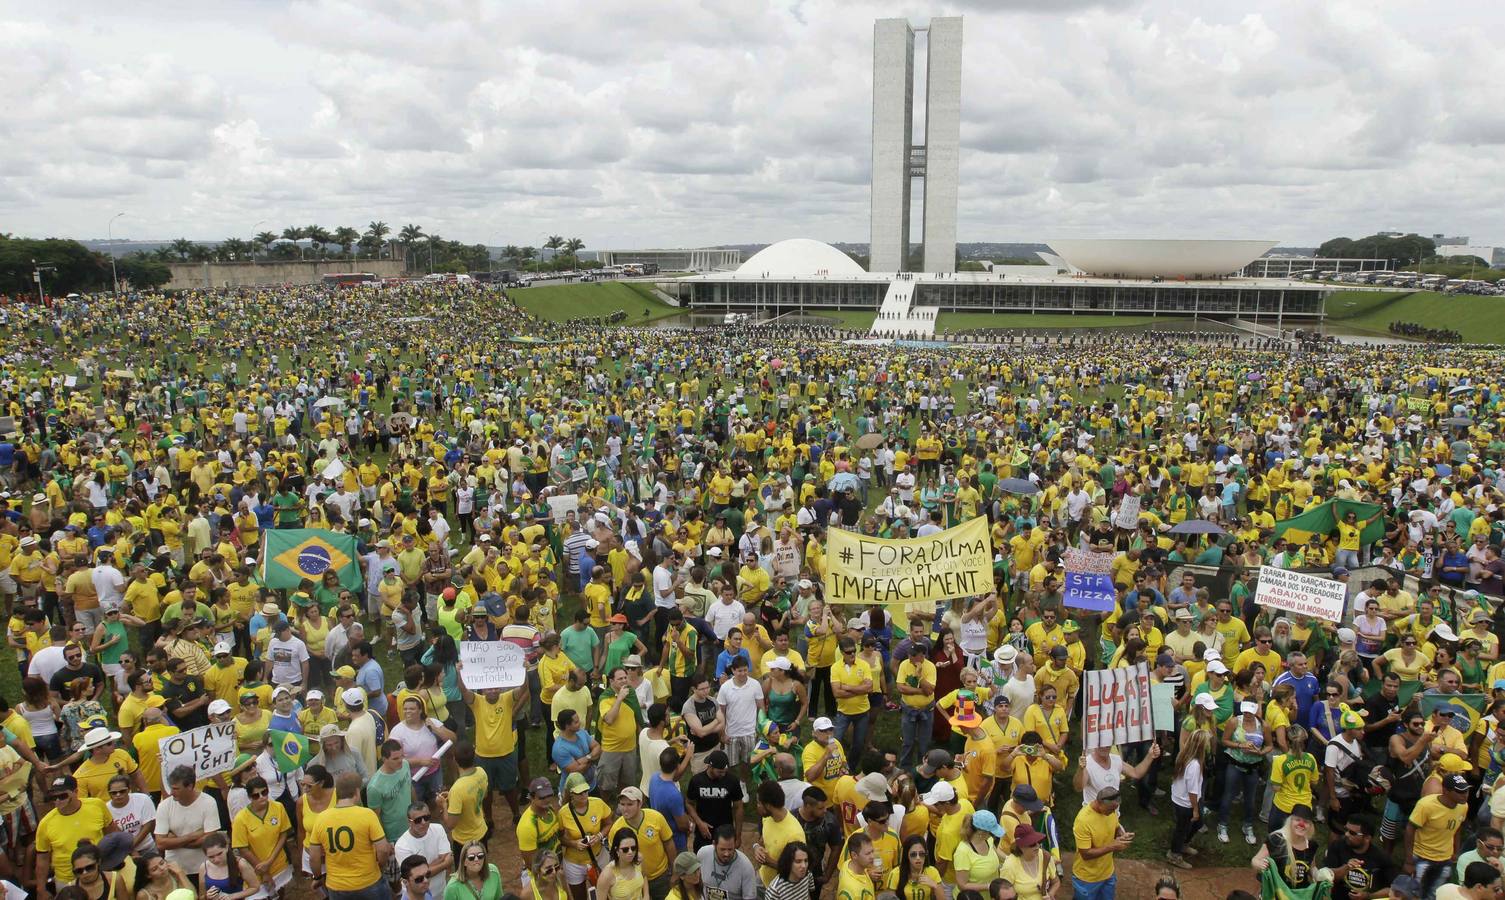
[158,722,237,788]
[546,493,580,524]
[459,641,526,689]
[1252,565,1347,623]
[1115,495,1141,530]
[1082,662,1155,750]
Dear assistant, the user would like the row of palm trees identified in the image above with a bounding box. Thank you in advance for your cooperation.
[150,225,588,273]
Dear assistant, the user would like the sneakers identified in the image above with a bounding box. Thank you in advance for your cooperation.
[1183,846,1200,857]
[1217,825,1230,843]
[1243,824,1258,845]
[1165,852,1192,870]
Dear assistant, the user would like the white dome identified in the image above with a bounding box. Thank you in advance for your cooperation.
[1046,239,1279,278]
[737,239,865,276]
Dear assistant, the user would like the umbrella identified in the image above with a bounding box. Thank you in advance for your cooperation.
[1450,384,1475,395]
[828,472,861,493]
[855,432,885,450]
[770,359,785,369]
[314,396,346,409]
[1442,417,1473,427]
[998,477,1039,495]
[1169,520,1227,536]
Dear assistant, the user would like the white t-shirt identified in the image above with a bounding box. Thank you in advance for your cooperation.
[265,635,309,685]
[154,792,222,872]
[1170,758,1203,809]
[390,718,443,761]
[716,677,765,738]
[92,565,127,608]
[1082,752,1124,805]
[394,823,451,899]
[653,564,677,609]
[1325,737,1364,798]
[109,793,158,851]
[705,600,746,640]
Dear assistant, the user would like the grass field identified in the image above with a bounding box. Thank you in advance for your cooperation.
[807,310,877,330]
[1323,289,1505,342]
[510,280,680,323]
[935,313,1164,332]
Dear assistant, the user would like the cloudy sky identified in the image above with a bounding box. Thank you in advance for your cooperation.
[5,0,1503,250]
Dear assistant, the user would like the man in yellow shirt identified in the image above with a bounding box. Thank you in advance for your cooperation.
[895,643,936,767]
[1405,774,1469,888]
[1233,627,1281,675]
[445,742,490,845]
[1071,787,1131,897]
[308,771,391,896]
[830,638,874,752]
[460,668,530,828]
[231,773,294,895]
[35,774,116,891]
[801,717,849,797]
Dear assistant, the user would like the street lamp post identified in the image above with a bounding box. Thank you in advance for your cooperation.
[108,212,125,295]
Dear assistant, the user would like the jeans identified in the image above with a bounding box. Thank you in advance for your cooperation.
[1334,549,1361,572]
[1219,762,1261,828]
[835,711,870,756]
[1169,803,1196,854]
[1071,874,1115,900]
[329,878,393,900]
[1412,858,1454,900]
[899,706,933,767]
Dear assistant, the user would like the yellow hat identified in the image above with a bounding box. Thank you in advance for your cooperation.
[1438,753,1472,774]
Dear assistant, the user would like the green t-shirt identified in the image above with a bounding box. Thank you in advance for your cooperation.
[604,631,640,675]
[366,760,414,841]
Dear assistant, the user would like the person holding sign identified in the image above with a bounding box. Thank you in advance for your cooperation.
[458,652,533,831]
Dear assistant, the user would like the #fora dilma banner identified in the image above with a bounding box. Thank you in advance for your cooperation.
[823,517,993,605]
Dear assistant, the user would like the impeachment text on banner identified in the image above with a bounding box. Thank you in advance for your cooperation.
[1253,565,1347,623]
[823,517,993,605]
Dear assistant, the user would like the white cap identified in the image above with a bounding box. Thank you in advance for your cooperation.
[846,617,866,632]
[798,579,813,590]
[767,656,792,671]
[306,690,324,702]
[1240,701,1259,715]
[921,781,957,805]
[342,687,365,706]
[812,716,835,732]
[212,642,233,656]
[1207,660,1230,675]
[1336,627,1357,644]
[1202,648,1222,661]
[208,699,232,716]
[273,685,294,698]
[585,538,600,549]
[243,556,257,566]
[707,547,723,558]
[994,645,1018,665]
[1432,623,1459,643]
[1195,693,1218,711]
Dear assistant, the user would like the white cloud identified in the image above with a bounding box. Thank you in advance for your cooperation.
[4,0,1503,248]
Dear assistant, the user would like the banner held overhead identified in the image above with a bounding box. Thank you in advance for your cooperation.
[823,517,993,605]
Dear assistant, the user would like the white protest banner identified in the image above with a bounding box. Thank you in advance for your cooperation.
[459,641,526,689]
[824,517,993,605]
[1252,565,1347,622]
[1062,548,1114,575]
[1115,495,1141,530]
[321,457,346,480]
[1082,662,1154,750]
[159,722,237,788]
[546,493,580,524]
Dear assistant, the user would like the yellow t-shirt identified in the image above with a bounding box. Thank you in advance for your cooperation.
[447,768,490,843]
[469,691,519,758]
[896,659,937,708]
[36,797,113,883]
[1269,752,1318,814]
[1070,805,1120,884]
[608,810,673,879]
[832,658,873,716]
[759,812,807,884]
[231,801,293,876]
[559,796,612,865]
[836,864,877,900]
[597,695,637,753]
[1407,794,1466,862]
[310,805,387,890]
[801,739,849,796]
[73,749,137,801]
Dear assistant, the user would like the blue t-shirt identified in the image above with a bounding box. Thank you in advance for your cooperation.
[358,659,388,714]
[551,731,595,791]
[648,773,688,851]
[714,648,751,680]
[1273,671,1320,724]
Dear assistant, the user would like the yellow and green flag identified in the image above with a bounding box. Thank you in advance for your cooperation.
[268,729,313,774]
[260,528,363,591]
[1272,499,1385,547]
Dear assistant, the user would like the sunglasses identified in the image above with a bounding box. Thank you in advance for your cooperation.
[75,864,97,875]
[539,867,559,876]
[108,788,129,796]
[466,854,486,862]
[618,845,638,853]
[249,789,269,799]
[411,874,429,883]
[410,815,430,824]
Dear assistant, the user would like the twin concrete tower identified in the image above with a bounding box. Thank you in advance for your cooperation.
[870,16,962,274]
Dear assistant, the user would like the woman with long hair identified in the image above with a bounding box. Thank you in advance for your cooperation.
[198,831,262,900]
[21,675,61,760]
[1166,730,1215,868]
[1250,806,1328,891]
[132,850,193,900]
[950,813,1003,892]
[524,849,569,900]
[761,651,807,736]
[444,841,504,900]
[296,600,331,691]
[68,843,109,900]
[765,841,814,900]
[421,631,464,732]
[665,851,704,900]
[1268,725,1318,833]
[594,829,648,900]
[885,835,942,900]
[1218,700,1270,846]
[930,631,964,745]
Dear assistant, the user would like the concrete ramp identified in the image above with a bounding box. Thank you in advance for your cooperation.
[870,280,938,336]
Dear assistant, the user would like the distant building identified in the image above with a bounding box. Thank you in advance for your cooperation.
[594,248,741,272]
[1432,234,1469,246]
[1239,257,1391,278]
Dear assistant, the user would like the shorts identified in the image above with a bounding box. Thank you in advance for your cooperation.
[691,750,714,775]
[599,750,640,793]
[478,749,519,793]
[563,861,591,886]
[103,663,127,694]
[0,573,15,594]
[724,735,756,767]
[0,797,36,853]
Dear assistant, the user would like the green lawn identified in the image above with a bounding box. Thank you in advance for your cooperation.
[510,281,680,323]
[808,311,876,330]
[1323,290,1505,342]
[1322,290,1417,321]
[935,313,1164,332]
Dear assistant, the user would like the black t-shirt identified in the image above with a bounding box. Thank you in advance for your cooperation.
[1264,834,1319,888]
[1323,840,1395,900]
[687,771,740,836]
[162,675,209,729]
[49,662,106,696]
[1362,692,1401,753]
[795,808,842,880]
[686,697,721,753]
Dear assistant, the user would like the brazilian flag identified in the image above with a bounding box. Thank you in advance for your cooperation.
[1419,692,1486,735]
[1272,499,1385,547]
[268,729,313,774]
[260,529,363,591]
[1259,865,1331,900]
